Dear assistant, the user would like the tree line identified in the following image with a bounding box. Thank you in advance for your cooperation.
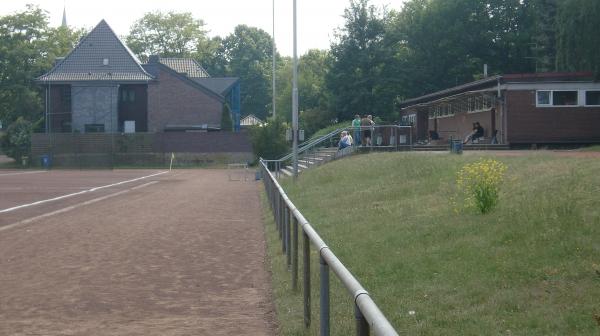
[1,0,598,138]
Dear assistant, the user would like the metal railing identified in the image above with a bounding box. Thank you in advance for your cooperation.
[263,125,413,178]
[259,159,399,336]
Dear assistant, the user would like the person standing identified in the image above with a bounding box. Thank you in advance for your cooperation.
[352,114,362,146]
[361,115,375,146]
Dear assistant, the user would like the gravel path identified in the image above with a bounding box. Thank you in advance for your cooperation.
[0,170,276,336]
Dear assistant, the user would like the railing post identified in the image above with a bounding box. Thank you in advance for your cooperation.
[320,253,330,336]
[355,303,370,336]
[285,208,292,269]
[273,190,281,231]
[292,215,298,291]
[270,178,274,208]
[279,195,284,239]
[303,230,311,328]
[282,204,288,253]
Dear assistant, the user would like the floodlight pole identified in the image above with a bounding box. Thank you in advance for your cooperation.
[272,0,276,118]
[292,0,299,179]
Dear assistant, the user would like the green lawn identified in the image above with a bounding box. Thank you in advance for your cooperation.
[580,145,600,152]
[263,152,600,335]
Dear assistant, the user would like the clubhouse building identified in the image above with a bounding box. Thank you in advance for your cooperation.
[399,72,600,145]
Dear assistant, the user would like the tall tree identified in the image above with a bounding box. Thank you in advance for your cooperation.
[0,5,83,126]
[126,11,208,60]
[275,50,332,121]
[388,0,537,100]
[220,25,274,119]
[195,36,227,76]
[327,0,390,121]
[555,0,600,75]
[529,0,558,72]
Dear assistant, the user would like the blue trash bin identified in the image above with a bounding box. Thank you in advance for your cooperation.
[41,154,52,169]
[451,140,463,154]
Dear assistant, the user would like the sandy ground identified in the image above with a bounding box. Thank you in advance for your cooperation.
[0,169,277,336]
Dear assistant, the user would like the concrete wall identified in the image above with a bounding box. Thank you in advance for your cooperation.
[147,67,222,132]
[71,84,118,133]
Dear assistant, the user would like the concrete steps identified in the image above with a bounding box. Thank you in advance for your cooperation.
[274,146,351,178]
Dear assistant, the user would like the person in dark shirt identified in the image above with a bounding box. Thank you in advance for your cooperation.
[464,122,485,144]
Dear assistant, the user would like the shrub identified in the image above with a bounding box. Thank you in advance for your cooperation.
[300,108,336,138]
[455,158,507,214]
[248,116,289,160]
[0,117,32,163]
[221,103,233,131]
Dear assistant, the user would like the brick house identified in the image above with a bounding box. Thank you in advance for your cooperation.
[37,20,241,134]
[399,72,600,145]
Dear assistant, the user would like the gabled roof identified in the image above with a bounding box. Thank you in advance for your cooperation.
[192,77,239,96]
[37,20,153,83]
[240,114,263,126]
[399,72,596,108]
[156,57,210,78]
[146,55,239,97]
[143,61,225,102]
[399,76,501,108]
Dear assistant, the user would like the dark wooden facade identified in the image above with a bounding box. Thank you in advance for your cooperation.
[47,85,72,133]
[118,84,148,132]
[505,90,600,143]
[400,73,600,145]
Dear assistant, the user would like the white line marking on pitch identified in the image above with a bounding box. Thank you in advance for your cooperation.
[0,181,159,233]
[0,171,47,177]
[0,171,168,214]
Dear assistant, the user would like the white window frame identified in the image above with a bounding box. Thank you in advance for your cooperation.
[467,95,495,114]
[536,90,580,107]
[536,90,551,106]
[408,113,416,124]
[584,90,600,106]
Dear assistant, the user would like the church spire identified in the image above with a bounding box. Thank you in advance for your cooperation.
[61,3,67,27]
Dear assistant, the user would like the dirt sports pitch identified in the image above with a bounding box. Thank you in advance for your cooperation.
[0,169,277,335]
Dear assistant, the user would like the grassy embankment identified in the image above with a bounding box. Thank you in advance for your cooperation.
[263,152,600,335]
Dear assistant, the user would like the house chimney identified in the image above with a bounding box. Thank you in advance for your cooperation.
[148,55,160,64]
[484,64,488,78]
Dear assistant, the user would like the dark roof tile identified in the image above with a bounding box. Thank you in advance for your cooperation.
[158,58,209,78]
[37,20,153,82]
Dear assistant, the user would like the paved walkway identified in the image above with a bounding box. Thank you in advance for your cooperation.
[0,170,276,335]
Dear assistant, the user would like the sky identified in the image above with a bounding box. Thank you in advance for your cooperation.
[1,0,405,57]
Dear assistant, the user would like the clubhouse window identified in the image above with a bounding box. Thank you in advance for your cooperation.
[553,91,578,106]
[585,90,600,106]
[536,90,578,106]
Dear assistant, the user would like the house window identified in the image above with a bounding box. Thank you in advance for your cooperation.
[61,86,71,112]
[585,90,600,106]
[120,89,136,103]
